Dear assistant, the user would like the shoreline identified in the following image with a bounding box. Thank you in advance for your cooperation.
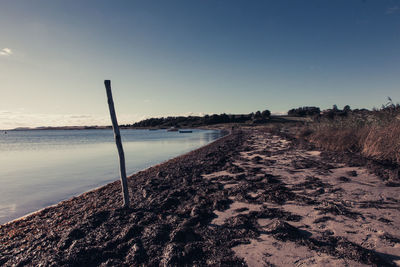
[2,128,229,226]
[1,129,245,266]
[1,127,399,266]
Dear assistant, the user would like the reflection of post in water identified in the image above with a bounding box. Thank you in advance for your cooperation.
[104,80,130,208]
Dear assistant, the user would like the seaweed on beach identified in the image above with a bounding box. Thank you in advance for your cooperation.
[1,128,399,266]
[315,201,361,219]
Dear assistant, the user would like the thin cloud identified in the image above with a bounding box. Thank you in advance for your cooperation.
[386,6,399,14]
[0,48,13,56]
[0,110,145,130]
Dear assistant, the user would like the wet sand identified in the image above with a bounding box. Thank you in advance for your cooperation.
[1,128,399,266]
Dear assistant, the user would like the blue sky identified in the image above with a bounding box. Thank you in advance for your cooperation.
[1,0,399,128]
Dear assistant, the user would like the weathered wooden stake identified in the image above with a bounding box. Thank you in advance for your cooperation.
[104,80,130,208]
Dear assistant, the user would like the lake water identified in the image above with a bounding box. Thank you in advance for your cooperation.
[0,129,223,224]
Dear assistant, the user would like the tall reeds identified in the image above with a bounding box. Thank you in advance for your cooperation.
[301,104,400,165]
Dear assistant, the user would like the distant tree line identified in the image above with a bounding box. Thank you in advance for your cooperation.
[125,101,400,128]
[287,104,381,119]
[288,107,321,117]
[321,105,352,119]
[128,109,271,128]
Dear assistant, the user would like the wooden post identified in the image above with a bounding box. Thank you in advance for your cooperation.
[104,80,130,208]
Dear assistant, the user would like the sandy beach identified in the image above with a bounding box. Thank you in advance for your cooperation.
[1,128,399,266]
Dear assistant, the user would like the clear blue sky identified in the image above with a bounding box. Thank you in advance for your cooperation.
[1,0,399,128]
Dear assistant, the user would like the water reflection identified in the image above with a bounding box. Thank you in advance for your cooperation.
[0,129,224,224]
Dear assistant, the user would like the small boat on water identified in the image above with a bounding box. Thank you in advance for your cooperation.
[167,127,179,132]
[179,130,193,133]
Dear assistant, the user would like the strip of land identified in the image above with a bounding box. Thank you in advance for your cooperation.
[1,127,399,266]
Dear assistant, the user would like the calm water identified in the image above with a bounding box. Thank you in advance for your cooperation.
[0,129,223,224]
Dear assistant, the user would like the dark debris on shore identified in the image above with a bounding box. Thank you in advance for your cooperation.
[0,128,398,266]
[1,131,249,266]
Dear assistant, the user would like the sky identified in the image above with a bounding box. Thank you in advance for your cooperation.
[1,0,400,129]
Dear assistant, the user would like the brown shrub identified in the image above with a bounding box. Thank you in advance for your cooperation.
[362,121,400,164]
[308,126,364,153]
[302,111,400,165]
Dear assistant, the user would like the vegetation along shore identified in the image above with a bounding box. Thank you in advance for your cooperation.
[1,103,400,266]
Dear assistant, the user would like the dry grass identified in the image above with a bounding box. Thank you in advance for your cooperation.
[307,126,365,153]
[362,121,400,164]
[301,108,400,165]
